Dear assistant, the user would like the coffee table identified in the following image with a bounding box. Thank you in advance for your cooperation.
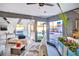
[11,45,25,55]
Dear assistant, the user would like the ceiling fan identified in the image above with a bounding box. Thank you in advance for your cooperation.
[26,3,54,7]
[3,17,10,24]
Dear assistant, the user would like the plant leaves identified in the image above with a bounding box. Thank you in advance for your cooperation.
[58,13,68,27]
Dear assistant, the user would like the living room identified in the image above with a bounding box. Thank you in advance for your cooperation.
[0,3,79,56]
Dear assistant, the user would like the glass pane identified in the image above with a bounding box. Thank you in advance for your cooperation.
[37,21,46,41]
[49,20,63,40]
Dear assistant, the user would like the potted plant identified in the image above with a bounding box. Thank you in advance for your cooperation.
[58,37,79,55]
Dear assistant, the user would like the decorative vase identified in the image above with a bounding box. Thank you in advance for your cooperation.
[16,40,21,47]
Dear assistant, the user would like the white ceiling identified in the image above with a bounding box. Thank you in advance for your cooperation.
[0,3,79,17]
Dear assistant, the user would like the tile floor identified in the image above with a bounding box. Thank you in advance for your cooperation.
[47,44,59,56]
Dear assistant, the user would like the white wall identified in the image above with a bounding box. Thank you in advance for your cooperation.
[7,18,32,39]
[0,17,18,39]
[0,17,32,39]
[7,18,19,33]
[0,17,8,26]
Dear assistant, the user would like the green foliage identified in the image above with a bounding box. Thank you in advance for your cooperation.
[58,13,68,27]
[69,42,78,52]
[58,37,65,42]
[69,47,76,52]
[59,37,79,53]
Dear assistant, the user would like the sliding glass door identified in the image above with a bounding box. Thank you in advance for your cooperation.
[48,20,63,45]
[36,21,46,42]
[49,20,63,40]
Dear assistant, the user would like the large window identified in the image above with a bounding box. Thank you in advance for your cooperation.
[49,20,63,40]
[16,24,25,38]
[36,21,46,42]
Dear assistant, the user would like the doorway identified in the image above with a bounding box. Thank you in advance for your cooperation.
[48,20,63,45]
[36,21,47,42]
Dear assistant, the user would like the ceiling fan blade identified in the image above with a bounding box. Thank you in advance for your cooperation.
[26,3,37,5]
[3,17,7,20]
[3,17,10,24]
[44,3,54,6]
[7,21,10,24]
